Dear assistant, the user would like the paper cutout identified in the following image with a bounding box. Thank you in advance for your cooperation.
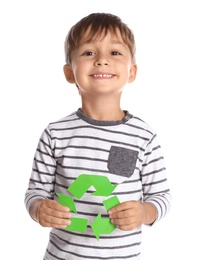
[103,196,120,211]
[91,213,116,240]
[91,196,120,240]
[65,217,88,233]
[57,174,120,240]
[56,193,77,213]
[68,174,118,199]
[57,193,88,233]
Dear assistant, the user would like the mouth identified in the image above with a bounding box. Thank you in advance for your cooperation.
[90,73,114,78]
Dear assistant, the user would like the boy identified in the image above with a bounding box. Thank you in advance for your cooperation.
[25,13,171,259]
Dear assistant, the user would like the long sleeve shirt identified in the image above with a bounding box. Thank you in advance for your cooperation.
[25,109,172,259]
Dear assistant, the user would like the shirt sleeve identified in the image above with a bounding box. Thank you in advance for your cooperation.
[24,125,56,212]
[141,134,172,224]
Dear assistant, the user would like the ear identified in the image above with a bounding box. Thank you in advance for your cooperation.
[128,64,137,83]
[63,64,76,84]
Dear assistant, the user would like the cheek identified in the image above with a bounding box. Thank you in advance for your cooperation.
[71,63,81,79]
[72,60,87,74]
[72,67,86,85]
[119,60,131,70]
[123,64,132,78]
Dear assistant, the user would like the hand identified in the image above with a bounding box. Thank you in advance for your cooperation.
[37,199,72,229]
[108,200,145,231]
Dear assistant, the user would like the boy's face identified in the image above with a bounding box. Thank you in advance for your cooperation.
[64,29,137,96]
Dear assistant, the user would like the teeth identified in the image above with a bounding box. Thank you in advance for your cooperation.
[94,74,112,78]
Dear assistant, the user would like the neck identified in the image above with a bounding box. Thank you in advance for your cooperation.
[81,95,124,121]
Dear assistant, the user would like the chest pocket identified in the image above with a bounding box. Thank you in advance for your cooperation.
[107,146,139,178]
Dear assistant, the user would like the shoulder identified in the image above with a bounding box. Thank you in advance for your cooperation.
[127,113,156,138]
[40,111,79,138]
[49,111,78,126]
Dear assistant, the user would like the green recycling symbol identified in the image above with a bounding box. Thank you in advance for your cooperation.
[56,174,120,240]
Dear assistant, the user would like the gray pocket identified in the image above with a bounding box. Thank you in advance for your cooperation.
[107,146,138,178]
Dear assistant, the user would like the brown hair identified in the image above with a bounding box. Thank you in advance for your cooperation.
[64,13,136,65]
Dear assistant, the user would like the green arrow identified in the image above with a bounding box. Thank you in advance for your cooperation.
[57,193,88,233]
[91,213,116,240]
[65,217,88,233]
[56,193,77,213]
[103,196,120,211]
[68,174,118,199]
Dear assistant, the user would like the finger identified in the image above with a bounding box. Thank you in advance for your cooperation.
[110,209,135,220]
[108,201,136,215]
[111,214,134,226]
[111,216,139,231]
[45,200,70,213]
[39,200,72,227]
[40,215,72,229]
[48,210,72,219]
[40,206,72,220]
[117,223,138,231]
[39,209,72,227]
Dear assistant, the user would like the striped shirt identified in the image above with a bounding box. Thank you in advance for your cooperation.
[25,109,171,259]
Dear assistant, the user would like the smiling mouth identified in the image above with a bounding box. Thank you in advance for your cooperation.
[91,74,114,78]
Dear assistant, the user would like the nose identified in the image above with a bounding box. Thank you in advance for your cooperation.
[94,54,109,66]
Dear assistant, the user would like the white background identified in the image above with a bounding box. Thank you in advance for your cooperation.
[1,0,200,259]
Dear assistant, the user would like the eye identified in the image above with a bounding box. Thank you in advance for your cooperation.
[83,51,95,56]
[111,51,121,56]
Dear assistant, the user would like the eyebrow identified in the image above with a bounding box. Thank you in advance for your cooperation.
[80,39,125,47]
[110,39,124,44]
